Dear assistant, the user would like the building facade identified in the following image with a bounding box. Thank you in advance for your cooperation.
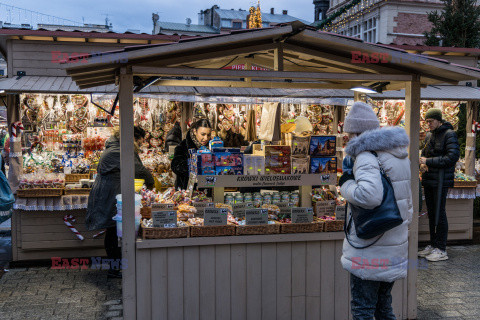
[198,5,310,31]
[324,0,443,45]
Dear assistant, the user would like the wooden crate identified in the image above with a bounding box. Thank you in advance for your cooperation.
[453,180,477,188]
[189,224,236,237]
[17,188,64,198]
[65,174,90,183]
[235,222,281,236]
[280,220,324,234]
[141,222,189,239]
[64,188,91,195]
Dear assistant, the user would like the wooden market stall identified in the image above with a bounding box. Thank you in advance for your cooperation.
[0,28,179,261]
[64,22,480,320]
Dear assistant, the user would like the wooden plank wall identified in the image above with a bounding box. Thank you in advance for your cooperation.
[12,210,106,261]
[9,40,128,77]
[137,240,407,320]
[418,199,473,242]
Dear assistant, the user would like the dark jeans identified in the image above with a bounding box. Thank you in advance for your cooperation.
[104,226,122,271]
[350,273,396,320]
[424,187,449,251]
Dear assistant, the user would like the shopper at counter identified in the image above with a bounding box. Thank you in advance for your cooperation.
[418,108,460,262]
[86,126,154,278]
[171,119,212,190]
[338,102,412,320]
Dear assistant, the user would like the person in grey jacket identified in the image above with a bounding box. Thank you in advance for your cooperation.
[338,102,413,320]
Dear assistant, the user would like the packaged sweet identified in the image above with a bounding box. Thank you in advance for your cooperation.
[177,204,197,214]
[309,136,336,156]
[188,217,204,226]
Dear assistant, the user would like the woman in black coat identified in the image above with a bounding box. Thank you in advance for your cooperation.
[86,126,154,278]
[171,119,212,190]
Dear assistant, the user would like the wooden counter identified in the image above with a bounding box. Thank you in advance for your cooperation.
[11,209,105,261]
[135,232,412,320]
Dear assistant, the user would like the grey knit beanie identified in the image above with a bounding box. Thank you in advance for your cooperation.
[344,102,380,134]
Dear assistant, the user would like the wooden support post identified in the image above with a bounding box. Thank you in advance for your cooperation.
[245,59,252,83]
[299,185,312,207]
[405,75,421,320]
[180,102,188,139]
[119,66,137,320]
[274,44,284,72]
[353,91,366,102]
[6,94,21,192]
[213,187,225,204]
[465,101,477,176]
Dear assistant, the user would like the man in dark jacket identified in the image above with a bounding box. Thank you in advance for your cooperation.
[86,127,154,278]
[418,108,460,262]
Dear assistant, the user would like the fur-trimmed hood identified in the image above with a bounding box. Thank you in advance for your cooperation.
[345,126,410,158]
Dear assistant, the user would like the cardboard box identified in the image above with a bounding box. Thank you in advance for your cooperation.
[291,135,310,155]
[309,136,336,156]
[215,166,244,175]
[310,157,337,174]
[264,145,291,157]
[244,155,265,175]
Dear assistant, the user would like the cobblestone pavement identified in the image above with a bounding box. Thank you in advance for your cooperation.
[0,267,123,320]
[417,244,480,320]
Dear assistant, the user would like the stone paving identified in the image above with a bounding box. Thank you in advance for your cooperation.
[417,244,480,320]
[0,266,123,320]
[0,221,479,320]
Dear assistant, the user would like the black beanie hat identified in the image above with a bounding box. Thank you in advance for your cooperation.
[425,108,443,122]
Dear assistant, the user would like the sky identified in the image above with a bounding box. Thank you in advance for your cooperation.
[0,0,315,34]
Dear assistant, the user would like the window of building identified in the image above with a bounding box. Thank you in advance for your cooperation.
[362,17,377,43]
[0,70,4,76]
[232,20,242,29]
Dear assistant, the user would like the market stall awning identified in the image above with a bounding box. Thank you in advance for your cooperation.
[64,22,480,91]
[369,85,480,101]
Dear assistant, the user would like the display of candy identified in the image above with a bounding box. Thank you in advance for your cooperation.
[19,172,65,189]
[262,204,280,221]
[454,171,476,181]
[188,217,204,226]
[215,203,233,215]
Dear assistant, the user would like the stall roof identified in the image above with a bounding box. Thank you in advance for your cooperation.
[1,76,480,102]
[64,22,480,91]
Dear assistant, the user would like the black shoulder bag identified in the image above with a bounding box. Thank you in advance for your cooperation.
[344,151,403,249]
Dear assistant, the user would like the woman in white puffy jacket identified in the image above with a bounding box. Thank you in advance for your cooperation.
[338,102,413,320]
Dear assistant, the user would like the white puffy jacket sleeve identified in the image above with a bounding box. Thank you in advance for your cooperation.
[340,151,384,210]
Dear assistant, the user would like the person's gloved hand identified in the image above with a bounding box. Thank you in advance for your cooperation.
[342,156,354,175]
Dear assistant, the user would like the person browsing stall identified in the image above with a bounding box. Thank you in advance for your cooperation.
[418,108,460,262]
[171,119,212,190]
[86,126,154,279]
[338,102,413,320]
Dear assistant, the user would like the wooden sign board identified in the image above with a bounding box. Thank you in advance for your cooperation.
[245,209,269,225]
[196,174,336,188]
[291,207,314,223]
[204,208,228,226]
[152,210,177,228]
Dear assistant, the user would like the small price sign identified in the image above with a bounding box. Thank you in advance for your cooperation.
[233,202,253,218]
[192,202,214,217]
[152,203,175,210]
[276,202,295,218]
[152,210,177,228]
[245,208,269,225]
[291,207,314,224]
[335,205,346,221]
[204,208,228,226]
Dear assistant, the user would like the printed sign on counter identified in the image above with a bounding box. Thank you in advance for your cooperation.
[152,203,175,210]
[152,210,177,228]
[245,208,269,225]
[204,208,228,226]
[233,202,253,218]
[192,202,214,217]
[291,207,314,223]
[335,205,346,221]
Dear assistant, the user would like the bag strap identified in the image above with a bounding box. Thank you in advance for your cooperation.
[344,202,384,249]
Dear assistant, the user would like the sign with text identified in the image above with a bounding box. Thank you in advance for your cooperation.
[245,209,269,225]
[196,174,336,188]
[233,201,253,218]
[314,200,336,216]
[276,202,295,217]
[335,205,346,221]
[204,208,228,226]
[152,203,175,210]
[192,202,214,217]
[152,210,177,228]
[291,207,314,224]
